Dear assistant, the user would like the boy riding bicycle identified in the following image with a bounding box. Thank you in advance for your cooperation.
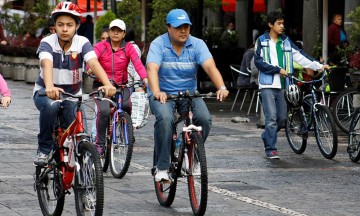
[33,2,116,166]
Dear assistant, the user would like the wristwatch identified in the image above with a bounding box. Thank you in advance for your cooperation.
[219,85,227,90]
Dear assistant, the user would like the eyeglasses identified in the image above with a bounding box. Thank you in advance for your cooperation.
[101,37,106,40]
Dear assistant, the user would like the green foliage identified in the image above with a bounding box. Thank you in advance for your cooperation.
[95,11,117,41]
[311,37,323,60]
[347,6,360,48]
[32,0,52,30]
[204,0,222,12]
[146,0,222,43]
[147,0,175,43]
[117,0,142,41]
[0,0,51,45]
[202,25,222,48]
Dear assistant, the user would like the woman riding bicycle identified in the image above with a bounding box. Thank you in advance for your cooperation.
[146,9,229,182]
[0,74,11,108]
[33,2,116,166]
[88,18,148,155]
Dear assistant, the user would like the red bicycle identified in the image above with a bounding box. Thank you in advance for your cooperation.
[151,90,213,216]
[34,91,104,216]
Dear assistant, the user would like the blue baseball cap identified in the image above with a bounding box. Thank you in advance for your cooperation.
[166,9,192,28]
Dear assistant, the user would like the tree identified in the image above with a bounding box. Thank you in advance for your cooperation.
[116,0,142,41]
[95,10,117,41]
[146,0,221,43]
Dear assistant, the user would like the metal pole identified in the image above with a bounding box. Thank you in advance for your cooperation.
[322,0,328,64]
[94,0,97,44]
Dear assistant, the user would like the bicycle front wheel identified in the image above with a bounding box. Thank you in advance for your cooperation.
[74,141,104,216]
[188,133,208,216]
[348,108,360,162]
[285,107,308,154]
[333,90,358,134]
[110,112,134,178]
[101,124,111,172]
[314,105,338,159]
[36,165,65,216]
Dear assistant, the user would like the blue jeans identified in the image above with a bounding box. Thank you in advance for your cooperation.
[260,88,287,152]
[149,95,212,170]
[33,89,87,155]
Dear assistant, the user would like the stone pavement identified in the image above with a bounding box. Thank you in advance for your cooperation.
[0,79,359,216]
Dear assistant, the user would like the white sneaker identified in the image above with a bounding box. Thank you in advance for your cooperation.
[155,169,169,182]
[33,151,48,166]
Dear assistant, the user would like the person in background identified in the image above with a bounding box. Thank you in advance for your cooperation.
[124,28,143,93]
[99,27,109,42]
[78,15,94,45]
[254,11,329,159]
[222,20,236,38]
[328,13,349,60]
[0,74,11,108]
[146,9,229,182]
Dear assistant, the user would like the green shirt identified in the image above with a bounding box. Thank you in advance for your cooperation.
[276,37,285,89]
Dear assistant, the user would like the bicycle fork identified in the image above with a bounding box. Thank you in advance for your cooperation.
[112,110,130,145]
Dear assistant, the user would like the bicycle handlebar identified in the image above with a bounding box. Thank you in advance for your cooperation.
[39,90,104,103]
[287,68,328,84]
[87,74,145,89]
[163,90,216,100]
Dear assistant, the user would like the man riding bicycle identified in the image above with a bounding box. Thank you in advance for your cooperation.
[33,2,116,166]
[146,9,229,182]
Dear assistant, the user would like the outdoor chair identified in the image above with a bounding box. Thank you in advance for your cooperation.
[230,64,254,111]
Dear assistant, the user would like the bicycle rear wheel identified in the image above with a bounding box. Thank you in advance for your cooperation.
[314,105,338,159]
[348,108,360,162]
[110,112,134,178]
[36,165,65,216]
[285,107,308,154]
[188,133,208,216]
[333,90,359,134]
[74,141,104,216]
[153,146,177,207]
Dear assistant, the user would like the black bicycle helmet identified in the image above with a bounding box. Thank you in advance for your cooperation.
[285,84,303,108]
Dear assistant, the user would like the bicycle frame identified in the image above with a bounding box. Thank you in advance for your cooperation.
[173,110,202,179]
[289,72,327,130]
[111,91,130,145]
[42,95,90,191]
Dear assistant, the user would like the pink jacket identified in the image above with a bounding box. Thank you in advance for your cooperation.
[0,74,10,97]
[93,40,147,84]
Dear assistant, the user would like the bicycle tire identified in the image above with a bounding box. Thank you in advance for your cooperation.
[348,108,360,162]
[110,112,134,178]
[153,145,177,207]
[314,105,338,159]
[332,90,359,134]
[188,133,208,216]
[102,124,111,172]
[285,107,308,154]
[36,165,65,216]
[74,141,104,216]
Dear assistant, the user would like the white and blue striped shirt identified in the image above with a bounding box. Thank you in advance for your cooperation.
[33,34,97,95]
